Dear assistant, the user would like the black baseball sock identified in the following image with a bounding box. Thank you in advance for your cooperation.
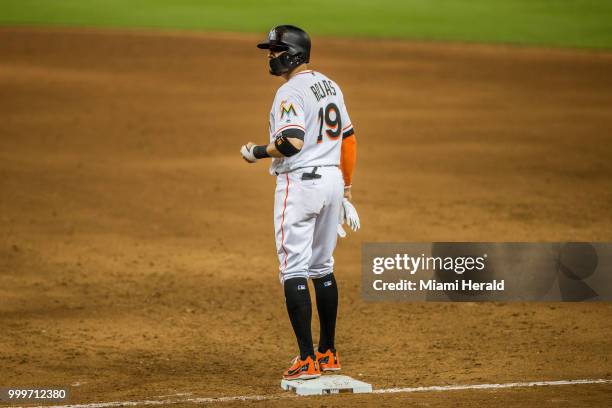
[313,274,338,353]
[284,277,315,360]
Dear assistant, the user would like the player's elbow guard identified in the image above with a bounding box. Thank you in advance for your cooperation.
[275,129,305,157]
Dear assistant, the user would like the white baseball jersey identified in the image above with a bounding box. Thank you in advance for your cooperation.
[269,70,354,283]
[268,70,353,175]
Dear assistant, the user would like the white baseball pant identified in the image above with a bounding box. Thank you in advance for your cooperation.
[274,166,344,283]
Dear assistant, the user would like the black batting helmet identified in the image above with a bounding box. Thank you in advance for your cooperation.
[257,25,311,75]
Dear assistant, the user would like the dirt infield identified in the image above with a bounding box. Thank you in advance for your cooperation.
[1,28,612,406]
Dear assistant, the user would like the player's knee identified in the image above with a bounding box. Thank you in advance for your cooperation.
[308,261,334,279]
[280,269,309,284]
[309,268,333,280]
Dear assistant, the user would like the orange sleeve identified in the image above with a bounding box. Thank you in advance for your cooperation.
[340,134,357,186]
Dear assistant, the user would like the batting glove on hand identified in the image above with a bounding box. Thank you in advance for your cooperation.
[337,198,360,238]
[342,198,360,232]
[240,143,257,163]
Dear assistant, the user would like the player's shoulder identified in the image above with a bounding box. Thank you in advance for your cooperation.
[274,70,346,104]
[310,70,345,97]
[275,80,304,102]
[293,70,338,87]
[286,70,343,95]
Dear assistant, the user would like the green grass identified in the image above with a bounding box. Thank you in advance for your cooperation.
[1,0,612,49]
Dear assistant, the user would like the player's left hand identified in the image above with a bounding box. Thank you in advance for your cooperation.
[342,198,360,231]
[344,185,352,201]
[240,142,257,163]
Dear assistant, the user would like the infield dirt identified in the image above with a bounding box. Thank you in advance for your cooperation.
[1,28,611,406]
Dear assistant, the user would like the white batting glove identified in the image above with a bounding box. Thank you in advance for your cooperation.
[240,144,257,163]
[342,198,360,231]
[337,198,360,237]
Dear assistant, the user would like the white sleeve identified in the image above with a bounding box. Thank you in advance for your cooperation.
[272,88,306,137]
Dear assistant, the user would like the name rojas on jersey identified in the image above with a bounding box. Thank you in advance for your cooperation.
[269,70,353,175]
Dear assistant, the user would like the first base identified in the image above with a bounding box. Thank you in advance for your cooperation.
[280,375,373,396]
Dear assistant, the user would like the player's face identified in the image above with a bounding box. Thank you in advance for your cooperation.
[267,49,290,77]
[269,50,285,59]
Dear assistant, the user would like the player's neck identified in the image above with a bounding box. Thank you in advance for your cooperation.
[283,64,309,81]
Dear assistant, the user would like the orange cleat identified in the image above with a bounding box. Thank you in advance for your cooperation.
[316,349,341,372]
[283,355,321,380]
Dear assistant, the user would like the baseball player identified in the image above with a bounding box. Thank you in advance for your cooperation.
[240,25,359,381]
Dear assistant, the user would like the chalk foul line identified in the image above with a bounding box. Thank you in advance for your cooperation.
[372,378,612,393]
[13,378,612,408]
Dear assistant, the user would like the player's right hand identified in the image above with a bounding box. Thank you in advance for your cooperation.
[240,142,257,163]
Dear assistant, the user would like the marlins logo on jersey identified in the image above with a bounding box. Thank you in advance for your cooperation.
[280,100,297,121]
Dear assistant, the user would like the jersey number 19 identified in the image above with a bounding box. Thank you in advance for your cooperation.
[317,103,341,144]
